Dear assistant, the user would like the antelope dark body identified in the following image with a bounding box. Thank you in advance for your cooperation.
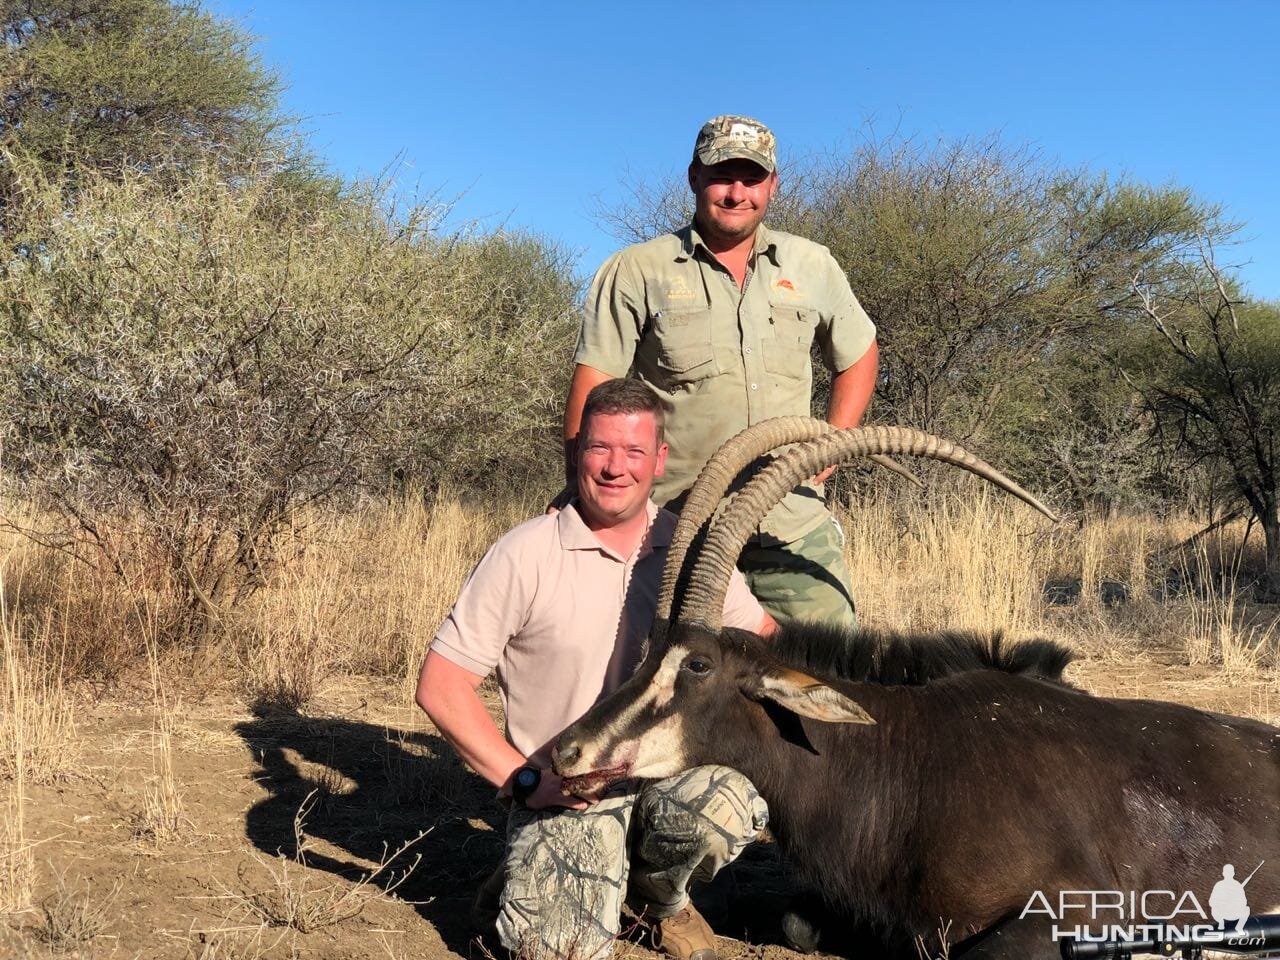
[557,624,1280,959]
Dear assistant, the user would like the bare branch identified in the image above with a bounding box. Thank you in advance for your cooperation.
[1132,274,1197,360]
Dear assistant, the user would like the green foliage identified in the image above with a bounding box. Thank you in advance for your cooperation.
[1116,268,1280,594]
[0,0,329,229]
[774,139,1225,448]
[2,0,278,160]
[0,0,579,643]
[0,158,578,629]
[995,351,1177,512]
[374,225,580,496]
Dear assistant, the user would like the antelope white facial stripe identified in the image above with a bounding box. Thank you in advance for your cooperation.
[590,646,689,774]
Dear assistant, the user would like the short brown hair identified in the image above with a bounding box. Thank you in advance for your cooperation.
[582,379,665,444]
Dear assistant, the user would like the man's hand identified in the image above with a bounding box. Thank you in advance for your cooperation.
[514,769,591,811]
[813,465,837,486]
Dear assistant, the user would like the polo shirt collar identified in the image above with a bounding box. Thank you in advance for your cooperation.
[677,221,780,266]
[558,499,670,558]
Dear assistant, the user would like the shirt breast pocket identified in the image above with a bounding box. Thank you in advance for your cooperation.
[764,304,818,379]
[651,307,718,383]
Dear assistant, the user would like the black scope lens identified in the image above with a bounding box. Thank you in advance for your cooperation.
[1061,915,1280,960]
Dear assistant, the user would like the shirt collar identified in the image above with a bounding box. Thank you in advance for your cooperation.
[557,499,670,558]
[677,221,780,266]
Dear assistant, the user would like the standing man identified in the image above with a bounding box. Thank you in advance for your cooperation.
[419,379,776,960]
[561,114,879,628]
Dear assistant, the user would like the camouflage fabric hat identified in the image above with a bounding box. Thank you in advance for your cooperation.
[693,114,776,173]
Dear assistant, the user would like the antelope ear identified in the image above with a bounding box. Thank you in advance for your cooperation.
[748,667,876,724]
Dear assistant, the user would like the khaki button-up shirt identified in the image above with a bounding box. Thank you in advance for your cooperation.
[574,223,876,543]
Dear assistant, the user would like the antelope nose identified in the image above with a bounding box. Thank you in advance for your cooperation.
[553,737,581,773]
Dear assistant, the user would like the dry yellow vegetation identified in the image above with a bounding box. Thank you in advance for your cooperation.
[1,490,1277,956]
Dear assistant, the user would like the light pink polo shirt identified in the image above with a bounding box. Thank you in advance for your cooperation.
[431,500,765,762]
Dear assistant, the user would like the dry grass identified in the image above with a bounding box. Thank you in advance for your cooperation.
[1,489,1276,714]
[1,491,531,710]
[1186,583,1279,679]
[0,500,183,681]
[183,924,285,960]
[31,869,120,950]
[843,488,1048,636]
[0,592,78,787]
[0,785,32,916]
[1169,541,1279,675]
[135,704,187,844]
[377,720,478,812]
[226,790,428,933]
[837,491,1276,683]
[231,492,534,712]
[0,485,1275,959]
[1,570,78,915]
[127,596,190,846]
[914,918,954,960]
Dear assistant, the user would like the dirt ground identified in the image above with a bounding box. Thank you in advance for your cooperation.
[4,647,1277,960]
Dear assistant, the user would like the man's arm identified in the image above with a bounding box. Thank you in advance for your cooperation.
[826,339,879,429]
[815,340,879,485]
[416,651,586,809]
[547,363,614,511]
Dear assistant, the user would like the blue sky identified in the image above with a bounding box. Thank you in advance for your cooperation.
[208,1,1280,297]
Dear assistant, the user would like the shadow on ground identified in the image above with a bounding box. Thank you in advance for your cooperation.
[235,710,501,956]
[233,711,802,956]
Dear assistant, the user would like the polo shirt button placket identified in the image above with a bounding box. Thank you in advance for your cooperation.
[621,554,634,609]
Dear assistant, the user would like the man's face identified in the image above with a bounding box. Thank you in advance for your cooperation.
[576,410,668,529]
[688,158,778,247]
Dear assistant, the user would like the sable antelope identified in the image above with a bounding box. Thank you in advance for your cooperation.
[554,420,1280,959]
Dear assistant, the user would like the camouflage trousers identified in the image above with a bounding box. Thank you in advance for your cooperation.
[497,765,768,959]
[739,514,857,629]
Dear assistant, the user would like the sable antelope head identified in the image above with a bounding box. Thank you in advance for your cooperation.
[554,420,1057,794]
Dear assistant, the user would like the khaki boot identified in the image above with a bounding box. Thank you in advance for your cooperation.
[653,903,719,960]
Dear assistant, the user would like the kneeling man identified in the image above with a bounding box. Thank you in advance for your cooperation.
[417,379,775,960]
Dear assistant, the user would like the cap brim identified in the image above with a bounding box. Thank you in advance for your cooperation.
[696,146,775,173]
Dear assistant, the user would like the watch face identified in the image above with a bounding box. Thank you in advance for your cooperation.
[516,768,539,789]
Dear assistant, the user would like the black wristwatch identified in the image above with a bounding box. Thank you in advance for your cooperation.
[511,765,542,805]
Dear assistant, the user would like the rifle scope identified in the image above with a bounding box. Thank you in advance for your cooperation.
[1061,915,1280,960]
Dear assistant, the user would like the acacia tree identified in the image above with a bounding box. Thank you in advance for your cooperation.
[1123,251,1280,598]
[0,0,324,231]
[0,160,579,638]
[772,140,1225,446]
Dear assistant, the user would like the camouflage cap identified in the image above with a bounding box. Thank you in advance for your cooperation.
[693,114,776,173]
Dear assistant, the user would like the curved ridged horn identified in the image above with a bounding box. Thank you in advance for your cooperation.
[867,454,926,489]
[656,417,836,633]
[677,425,1059,631]
[655,419,926,638]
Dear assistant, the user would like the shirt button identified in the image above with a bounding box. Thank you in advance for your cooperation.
[750,383,758,391]
[744,347,752,354]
